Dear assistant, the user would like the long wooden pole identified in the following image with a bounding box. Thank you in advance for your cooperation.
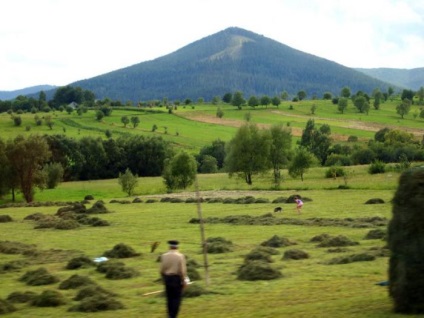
[195,175,210,286]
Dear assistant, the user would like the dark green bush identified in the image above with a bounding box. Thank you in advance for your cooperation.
[73,285,116,301]
[206,237,233,254]
[364,229,386,240]
[87,201,109,214]
[237,260,282,281]
[388,166,424,313]
[55,219,80,230]
[7,291,37,303]
[272,197,287,203]
[283,249,310,260]
[310,233,331,242]
[326,253,375,265]
[325,166,346,178]
[261,235,297,248]
[368,160,386,174]
[69,295,124,312]
[317,235,359,247]
[59,275,96,289]
[0,298,16,314]
[0,215,13,223]
[104,243,140,258]
[244,247,278,263]
[19,267,59,286]
[66,256,95,270]
[183,284,209,297]
[104,265,139,280]
[96,261,125,274]
[31,290,66,307]
[365,198,385,204]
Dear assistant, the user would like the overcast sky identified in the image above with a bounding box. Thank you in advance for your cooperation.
[1,0,423,91]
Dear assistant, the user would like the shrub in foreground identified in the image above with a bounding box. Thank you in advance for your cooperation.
[388,166,424,313]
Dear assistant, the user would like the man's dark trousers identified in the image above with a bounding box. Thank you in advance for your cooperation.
[164,275,183,318]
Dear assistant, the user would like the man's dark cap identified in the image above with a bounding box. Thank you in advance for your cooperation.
[168,240,179,247]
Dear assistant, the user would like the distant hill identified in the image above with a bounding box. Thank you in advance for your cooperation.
[70,27,394,102]
[0,85,56,100]
[355,67,424,91]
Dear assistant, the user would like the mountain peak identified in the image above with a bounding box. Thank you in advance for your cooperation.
[71,28,394,101]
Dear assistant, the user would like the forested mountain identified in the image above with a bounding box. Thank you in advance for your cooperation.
[355,67,424,91]
[0,85,56,100]
[69,27,394,102]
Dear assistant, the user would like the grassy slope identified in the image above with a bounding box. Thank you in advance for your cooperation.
[1,100,424,317]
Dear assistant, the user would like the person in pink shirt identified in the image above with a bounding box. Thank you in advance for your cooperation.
[294,196,303,214]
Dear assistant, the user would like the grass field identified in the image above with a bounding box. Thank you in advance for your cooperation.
[1,164,422,318]
[1,99,423,317]
[1,98,423,154]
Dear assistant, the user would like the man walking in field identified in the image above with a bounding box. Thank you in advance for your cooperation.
[160,240,187,318]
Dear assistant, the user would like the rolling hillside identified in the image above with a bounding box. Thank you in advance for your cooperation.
[0,85,56,100]
[355,67,424,90]
[70,27,393,102]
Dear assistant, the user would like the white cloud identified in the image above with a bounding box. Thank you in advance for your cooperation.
[0,0,423,90]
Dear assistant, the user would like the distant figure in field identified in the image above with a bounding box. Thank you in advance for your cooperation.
[274,207,282,213]
[294,197,303,214]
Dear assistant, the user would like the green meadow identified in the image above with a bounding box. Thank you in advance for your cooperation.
[1,100,424,317]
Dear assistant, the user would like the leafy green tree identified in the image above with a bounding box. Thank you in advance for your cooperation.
[231,91,245,108]
[216,107,224,118]
[0,139,15,199]
[78,137,108,180]
[353,96,368,113]
[271,96,281,107]
[222,92,232,104]
[337,97,348,114]
[323,92,332,100]
[373,88,382,110]
[396,99,411,119]
[269,124,292,186]
[130,116,140,128]
[65,105,74,114]
[12,116,22,126]
[310,104,317,115]
[300,119,332,165]
[163,151,197,191]
[297,90,307,101]
[43,162,64,189]
[121,116,129,127]
[118,168,139,196]
[260,95,271,108]
[212,96,221,105]
[341,86,351,98]
[199,155,218,174]
[401,89,415,102]
[248,96,259,108]
[5,135,51,202]
[45,115,54,130]
[224,123,271,185]
[417,86,424,105]
[288,147,316,181]
[198,139,226,169]
[96,110,105,121]
[281,91,289,101]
